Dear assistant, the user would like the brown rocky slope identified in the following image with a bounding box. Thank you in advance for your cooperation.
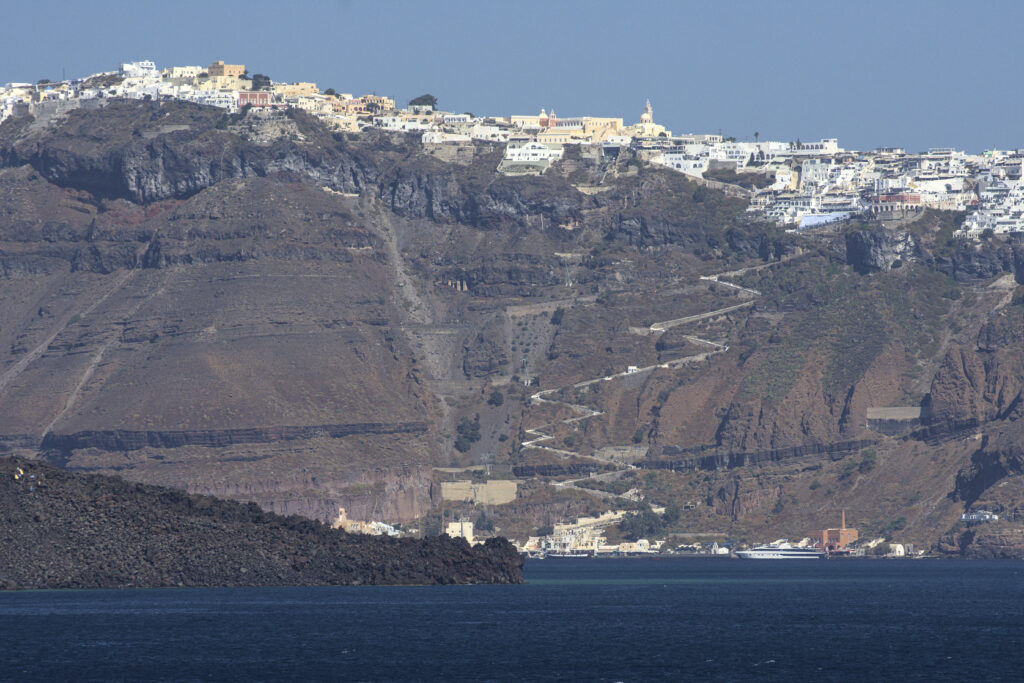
[3,100,1024,555]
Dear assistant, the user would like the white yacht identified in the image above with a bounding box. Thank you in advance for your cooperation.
[735,540,825,559]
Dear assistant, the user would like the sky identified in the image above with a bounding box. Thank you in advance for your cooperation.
[3,0,1023,153]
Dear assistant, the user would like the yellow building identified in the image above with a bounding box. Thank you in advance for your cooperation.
[207,60,245,78]
[578,117,623,137]
[291,95,333,115]
[536,129,589,144]
[441,480,518,505]
[321,115,360,132]
[333,94,396,117]
[272,82,320,98]
[195,75,248,91]
[514,108,624,143]
[627,100,670,138]
[445,520,475,544]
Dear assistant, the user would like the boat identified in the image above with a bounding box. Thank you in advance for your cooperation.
[735,540,825,559]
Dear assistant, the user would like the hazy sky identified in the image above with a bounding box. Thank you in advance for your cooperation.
[4,0,1022,152]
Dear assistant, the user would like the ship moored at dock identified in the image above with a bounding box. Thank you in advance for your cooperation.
[735,540,825,559]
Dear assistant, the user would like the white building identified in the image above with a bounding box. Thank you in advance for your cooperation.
[653,150,709,178]
[961,510,1000,522]
[119,60,158,79]
[179,89,238,111]
[469,123,510,142]
[373,115,430,132]
[445,519,475,544]
[162,66,204,81]
[422,131,471,144]
[503,140,564,163]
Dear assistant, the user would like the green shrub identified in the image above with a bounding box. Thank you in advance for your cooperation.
[858,449,877,474]
[475,511,494,531]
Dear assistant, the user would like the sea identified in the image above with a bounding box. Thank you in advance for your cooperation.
[1,557,1022,682]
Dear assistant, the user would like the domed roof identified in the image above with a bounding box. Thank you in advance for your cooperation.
[640,99,653,123]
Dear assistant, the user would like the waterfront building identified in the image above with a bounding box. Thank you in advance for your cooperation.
[814,511,858,552]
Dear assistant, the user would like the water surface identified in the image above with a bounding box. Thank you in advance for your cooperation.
[2,557,1021,681]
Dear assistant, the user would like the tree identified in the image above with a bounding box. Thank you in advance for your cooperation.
[475,511,495,532]
[549,307,565,325]
[618,505,665,541]
[662,503,681,526]
[324,88,337,97]
[251,73,271,91]
[454,416,482,452]
[487,390,505,407]
[409,93,438,108]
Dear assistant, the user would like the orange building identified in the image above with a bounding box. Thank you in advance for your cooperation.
[816,511,858,552]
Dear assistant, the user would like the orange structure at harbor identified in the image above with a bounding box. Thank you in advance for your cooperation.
[815,511,859,553]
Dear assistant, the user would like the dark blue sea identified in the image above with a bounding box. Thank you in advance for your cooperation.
[2,558,1022,682]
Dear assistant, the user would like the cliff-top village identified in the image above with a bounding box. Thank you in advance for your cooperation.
[4,58,1024,238]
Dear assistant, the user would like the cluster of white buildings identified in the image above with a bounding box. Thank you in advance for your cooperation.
[4,59,1023,238]
[641,131,1024,236]
[331,507,400,537]
[518,509,667,556]
[1,59,395,134]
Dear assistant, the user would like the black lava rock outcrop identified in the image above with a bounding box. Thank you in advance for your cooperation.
[0,458,522,590]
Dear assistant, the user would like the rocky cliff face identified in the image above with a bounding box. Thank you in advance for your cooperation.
[937,523,1024,559]
[845,226,923,273]
[0,458,522,589]
[933,240,1024,283]
[0,103,372,203]
[4,99,1024,552]
[927,301,1024,433]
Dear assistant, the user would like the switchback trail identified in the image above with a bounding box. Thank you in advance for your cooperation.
[519,259,777,498]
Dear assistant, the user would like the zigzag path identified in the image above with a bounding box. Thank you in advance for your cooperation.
[519,259,788,499]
